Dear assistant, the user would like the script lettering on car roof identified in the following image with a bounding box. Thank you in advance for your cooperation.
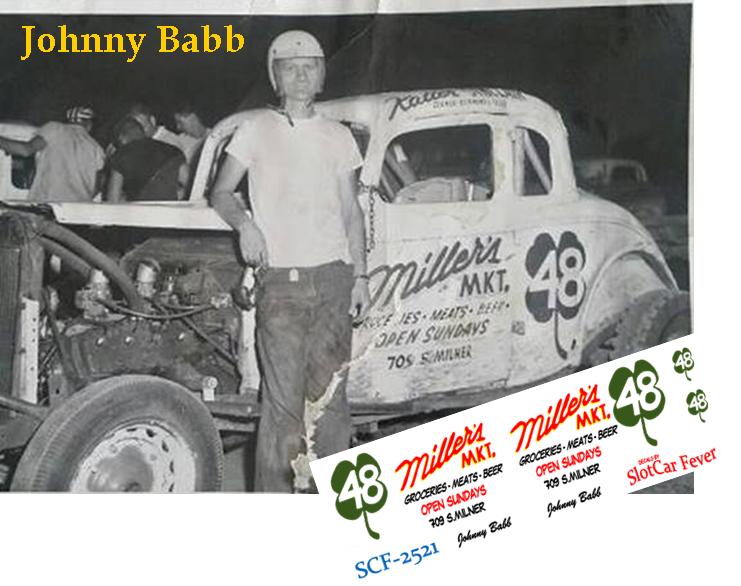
[386,89,461,121]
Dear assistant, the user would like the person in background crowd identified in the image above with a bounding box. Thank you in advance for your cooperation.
[0,106,105,202]
[128,102,196,161]
[209,30,370,493]
[105,116,187,202]
[172,101,211,165]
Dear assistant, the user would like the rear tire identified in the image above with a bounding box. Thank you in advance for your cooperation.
[11,375,223,492]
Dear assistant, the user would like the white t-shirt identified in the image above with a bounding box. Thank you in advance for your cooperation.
[30,122,105,202]
[225,110,363,268]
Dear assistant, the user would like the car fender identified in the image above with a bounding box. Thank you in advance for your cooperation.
[579,245,677,351]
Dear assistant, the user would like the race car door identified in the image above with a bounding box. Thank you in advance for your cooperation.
[349,116,514,406]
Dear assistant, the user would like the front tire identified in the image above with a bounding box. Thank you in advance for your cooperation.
[11,375,223,492]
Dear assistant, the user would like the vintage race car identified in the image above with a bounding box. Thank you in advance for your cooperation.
[0,88,690,491]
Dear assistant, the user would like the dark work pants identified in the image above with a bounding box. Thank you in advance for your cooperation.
[254,260,354,492]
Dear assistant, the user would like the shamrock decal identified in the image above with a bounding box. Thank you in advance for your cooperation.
[330,452,387,540]
[525,231,586,358]
[686,390,709,422]
[609,359,666,446]
[673,348,694,381]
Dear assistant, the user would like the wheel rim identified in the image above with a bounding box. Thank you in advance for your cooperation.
[69,422,197,492]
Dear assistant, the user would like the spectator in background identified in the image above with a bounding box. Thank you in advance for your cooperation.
[128,102,196,160]
[173,101,211,166]
[105,116,187,202]
[0,106,105,202]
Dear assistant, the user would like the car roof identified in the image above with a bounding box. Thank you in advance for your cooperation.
[316,88,562,129]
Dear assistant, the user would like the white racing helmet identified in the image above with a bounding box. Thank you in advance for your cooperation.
[267,30,325,90]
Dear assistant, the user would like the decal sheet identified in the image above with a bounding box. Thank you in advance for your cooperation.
[311,335,717,581]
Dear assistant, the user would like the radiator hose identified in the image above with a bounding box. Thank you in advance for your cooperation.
[37,218,145,312]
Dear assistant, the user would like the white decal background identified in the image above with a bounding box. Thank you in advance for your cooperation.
[311,335,719,581]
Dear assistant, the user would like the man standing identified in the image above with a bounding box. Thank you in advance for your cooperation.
[210,30,370,492]
[0,106,104,202]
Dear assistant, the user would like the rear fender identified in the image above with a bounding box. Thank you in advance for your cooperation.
[580,250,677,348]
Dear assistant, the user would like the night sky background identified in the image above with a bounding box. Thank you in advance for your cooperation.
[0,4,691,210]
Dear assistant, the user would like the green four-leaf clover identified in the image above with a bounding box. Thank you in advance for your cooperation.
[609,359,666,446]
[686,389,709,423]
[673,347,694,381]
[330,453,387,540]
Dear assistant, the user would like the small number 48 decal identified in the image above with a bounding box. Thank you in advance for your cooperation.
[673,347,694,381]
[686,390,709,422]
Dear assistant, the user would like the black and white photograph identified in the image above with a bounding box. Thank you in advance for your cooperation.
[0,1,692,494]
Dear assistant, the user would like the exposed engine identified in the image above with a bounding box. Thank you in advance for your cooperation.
[39,234,245,406]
